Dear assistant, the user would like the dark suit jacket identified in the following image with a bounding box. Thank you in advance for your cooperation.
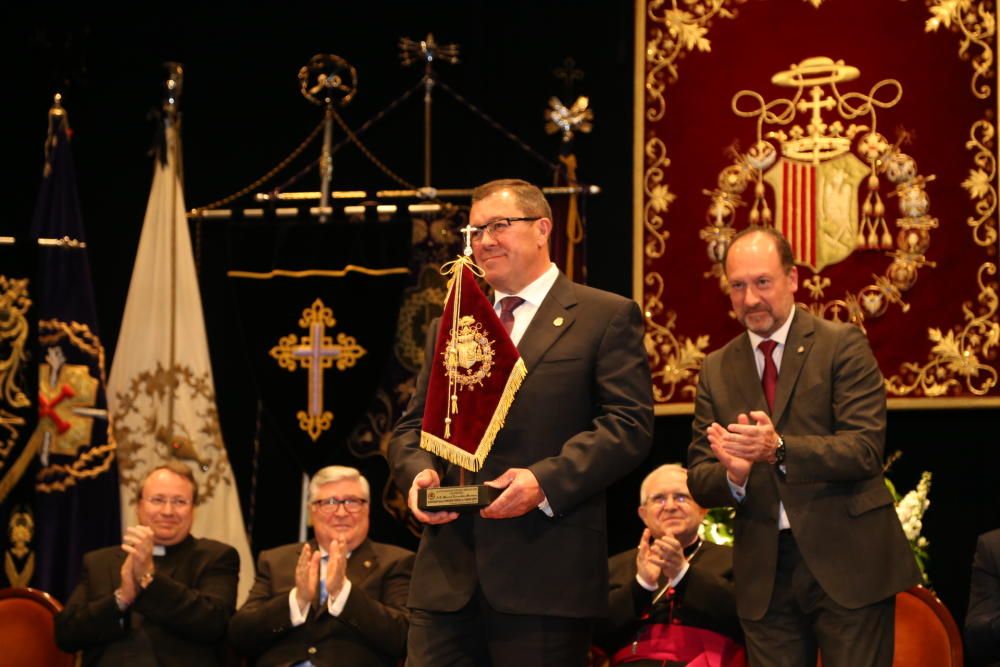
[228,538,414,667]
[54,535,239,667]
[967,528,1000,666]
[598,540,741,656]
[390,272,654,618]
[687,306,919,620]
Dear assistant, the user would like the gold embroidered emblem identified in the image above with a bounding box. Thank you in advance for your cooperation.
[34,320,115,494]
[29,347,99,461]
[0,276,31,492]
[701,56,938,328]
[4,509,34,588]
[270,299,367,442]
[442,315,495,388]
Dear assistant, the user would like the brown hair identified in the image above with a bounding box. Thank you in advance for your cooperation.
[471,178,553,222]
[137,461,199,505]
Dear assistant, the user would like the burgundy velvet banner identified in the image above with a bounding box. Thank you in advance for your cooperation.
[633,0,998,413]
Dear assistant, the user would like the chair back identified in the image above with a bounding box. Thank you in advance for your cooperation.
[893,585,963,667]
[0,587,76,667]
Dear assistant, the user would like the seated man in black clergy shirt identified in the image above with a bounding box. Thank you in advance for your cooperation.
[598,464,746,667]
[229,465,414,667]
[55,461,240,667]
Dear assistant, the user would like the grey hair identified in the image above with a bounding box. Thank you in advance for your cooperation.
[639,463,687,505]
[309,465,370,501]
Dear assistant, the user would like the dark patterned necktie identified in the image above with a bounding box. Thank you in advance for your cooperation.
[759,339,778,412]
[499,296,525,335]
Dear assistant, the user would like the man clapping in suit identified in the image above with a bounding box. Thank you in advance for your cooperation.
[56,462,240,666]
[229,466,413,667]
[687,227,918,667]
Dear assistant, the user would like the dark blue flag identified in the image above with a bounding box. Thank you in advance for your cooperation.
[27,98,120,602]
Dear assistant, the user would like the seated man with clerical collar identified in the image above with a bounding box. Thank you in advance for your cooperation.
[55,461,240,667]
[598,464,746,667]
[229,465,414,667]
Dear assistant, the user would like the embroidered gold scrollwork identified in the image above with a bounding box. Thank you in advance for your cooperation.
[644,0,742,122]
[643,272,709,404]
[962,119,998,248]
[886,263,999,396]
[925,0,996,100]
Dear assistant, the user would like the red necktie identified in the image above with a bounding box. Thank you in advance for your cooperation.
[498,296,525,335]
[759,339,778,412]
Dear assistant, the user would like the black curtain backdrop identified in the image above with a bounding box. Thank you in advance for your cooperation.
[5,2,998,629]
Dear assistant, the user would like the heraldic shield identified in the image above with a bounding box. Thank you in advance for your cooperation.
[701,56,938,324]
[762,152,869,272]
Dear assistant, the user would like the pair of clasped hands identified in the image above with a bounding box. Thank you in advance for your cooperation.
[118,525,157,607]
[636,528,687,588]
[708,410,780,486]
[407,467,545,524]
[293,538,349,614]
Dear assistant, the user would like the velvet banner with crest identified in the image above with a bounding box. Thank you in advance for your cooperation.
[633,0,998,413]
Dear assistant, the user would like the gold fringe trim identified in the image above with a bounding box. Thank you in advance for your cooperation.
[420,357,527,472]
[227,265,409,280]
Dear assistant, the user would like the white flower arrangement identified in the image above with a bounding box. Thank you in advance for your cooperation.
[886,470,932,584]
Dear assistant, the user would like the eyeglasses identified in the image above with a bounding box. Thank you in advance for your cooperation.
[311,496,368,514]
[468,217,541,243]
[144,496,192,509]
[645,492,690,508]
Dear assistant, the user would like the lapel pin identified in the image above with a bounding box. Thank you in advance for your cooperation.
[553,316,564,327]
[364,560,372,568]
[797,346,805,354]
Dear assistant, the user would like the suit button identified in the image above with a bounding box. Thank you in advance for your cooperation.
[308,647,317,655]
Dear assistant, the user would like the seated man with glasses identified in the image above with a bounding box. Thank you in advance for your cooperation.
[597,464,746,666]
[56,461,240,666]
[229,465,414,666]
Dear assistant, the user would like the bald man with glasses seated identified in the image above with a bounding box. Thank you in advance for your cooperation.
[229,466,414,667]
[597,464,746,666]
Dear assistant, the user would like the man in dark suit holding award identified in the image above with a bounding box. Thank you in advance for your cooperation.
[55,462,239,666]
[229,466,414,666]
[390,179,654,666]
[687,227,919,667]
[600,464,744,666]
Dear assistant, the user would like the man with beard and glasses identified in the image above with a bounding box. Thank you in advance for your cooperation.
[687,227,918,667]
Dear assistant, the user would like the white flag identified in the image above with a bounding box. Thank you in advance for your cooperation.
[107,123,254,605]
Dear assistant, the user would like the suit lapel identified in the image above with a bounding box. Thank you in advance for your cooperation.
[515,272,577,372]
[347,539,377,587]
[772,307,814,425]
[729,333,767,414]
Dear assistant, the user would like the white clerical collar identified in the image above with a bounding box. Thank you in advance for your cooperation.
[493,263,559,307]
[152,545,166,556]
[747,305,796,351]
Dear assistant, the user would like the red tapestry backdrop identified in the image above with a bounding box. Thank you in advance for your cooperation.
[633,0,999,414]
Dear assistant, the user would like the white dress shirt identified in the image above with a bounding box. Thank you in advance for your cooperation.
[727,307,795,531]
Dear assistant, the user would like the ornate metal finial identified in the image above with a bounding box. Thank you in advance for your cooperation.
[399,33,460,68]
[545,96,594,143]
[43,93,71,177]
[298,54,358,107]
